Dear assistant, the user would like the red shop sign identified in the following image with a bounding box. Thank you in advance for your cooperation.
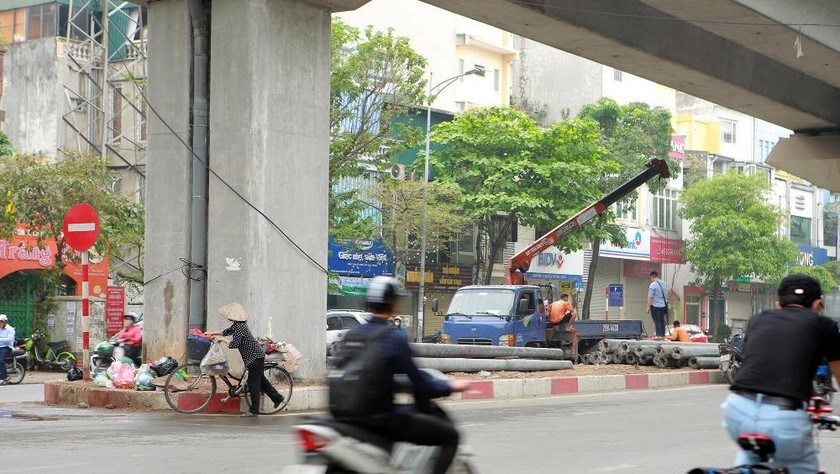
[105,286,126,337]
[650,236,685,264]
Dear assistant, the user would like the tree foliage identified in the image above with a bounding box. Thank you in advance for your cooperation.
[373,179,471,268]
[576,98,676,318]
[0,130,11,157]
[329,19,427,240]
[679,171,799,339]
[787,265,837,295]
[430,106,611,284]
[0,153,145,333]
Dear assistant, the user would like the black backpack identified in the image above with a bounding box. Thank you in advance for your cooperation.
[327,325,391,421]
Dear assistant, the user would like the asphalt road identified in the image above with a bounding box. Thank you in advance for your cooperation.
[1,384,839,473]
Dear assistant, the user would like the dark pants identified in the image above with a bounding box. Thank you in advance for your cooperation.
[650,306,667,337]
[0,346,10,379]
[123,345,142,367]
[246,357,283,414]
[358,403,460,474]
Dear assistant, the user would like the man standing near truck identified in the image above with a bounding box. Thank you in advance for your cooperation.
[647,271,668,337]
[547,293,579,360]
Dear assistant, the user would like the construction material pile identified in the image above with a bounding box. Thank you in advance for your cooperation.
[580,339,721,370]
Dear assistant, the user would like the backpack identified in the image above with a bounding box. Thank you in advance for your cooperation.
[327,325,391,421]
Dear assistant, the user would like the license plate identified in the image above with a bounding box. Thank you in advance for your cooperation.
[720,354,731,361]
[279,466,326,474]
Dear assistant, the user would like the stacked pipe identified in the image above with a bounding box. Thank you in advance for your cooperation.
[581,339,722,370]
[408,343,572,372]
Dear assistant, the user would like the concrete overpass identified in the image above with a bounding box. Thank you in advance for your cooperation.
[139,0,840,377]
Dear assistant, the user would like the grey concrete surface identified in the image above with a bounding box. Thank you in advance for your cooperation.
[4,385,840,473]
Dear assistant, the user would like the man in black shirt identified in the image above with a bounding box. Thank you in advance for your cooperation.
[723,274,840,473]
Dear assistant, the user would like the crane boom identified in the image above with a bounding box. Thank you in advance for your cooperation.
[506,159,671,284]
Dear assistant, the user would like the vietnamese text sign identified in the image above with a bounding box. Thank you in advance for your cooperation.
[650,236,685,264]
[105,286,126,337]
[328,238,393,277]
[608,284,624,307]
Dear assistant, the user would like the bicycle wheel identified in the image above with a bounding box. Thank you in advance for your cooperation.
[244,364,293,415]
[163,363,217,414]
[6,361,25,385]
[56,352,76,371]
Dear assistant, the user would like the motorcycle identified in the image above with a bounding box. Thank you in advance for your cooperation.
[814,360,835,404]
[282,368,477,473]
[20,331,76,372]
[90,334,142,375]
[4,348,27,385]
[718,333,745,385]
[688,396,839,474]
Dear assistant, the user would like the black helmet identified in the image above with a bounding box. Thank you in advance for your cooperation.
[366,276,407,306]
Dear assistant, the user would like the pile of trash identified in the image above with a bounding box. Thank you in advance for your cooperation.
[89,356,178,391]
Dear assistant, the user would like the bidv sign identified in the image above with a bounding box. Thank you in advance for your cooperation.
[601,228,650,261]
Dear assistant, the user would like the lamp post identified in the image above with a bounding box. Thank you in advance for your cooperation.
[416,66,484,343]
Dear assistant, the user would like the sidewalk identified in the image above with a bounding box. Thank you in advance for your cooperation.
[43,369,725,413]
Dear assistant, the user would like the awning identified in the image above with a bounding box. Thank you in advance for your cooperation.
[766,134,840,192]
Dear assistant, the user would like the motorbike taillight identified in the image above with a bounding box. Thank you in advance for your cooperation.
[297,429,329,452]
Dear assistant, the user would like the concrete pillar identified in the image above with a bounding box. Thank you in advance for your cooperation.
[205,0,330,379]
[144,0,193,361]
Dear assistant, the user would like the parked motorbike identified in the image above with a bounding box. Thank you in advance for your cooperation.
[282,368,476,473]
[4,348,27,385]
[718,333,745,385]
[814,360,836,403]
[20,331,76,372]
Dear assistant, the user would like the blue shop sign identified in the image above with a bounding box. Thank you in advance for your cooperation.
[797,245,828,266]
[329,238,393,277]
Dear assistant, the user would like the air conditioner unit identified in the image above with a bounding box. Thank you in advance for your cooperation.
[389,164,405,179]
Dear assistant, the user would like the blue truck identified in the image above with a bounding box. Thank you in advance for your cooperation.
[431,160,670,358]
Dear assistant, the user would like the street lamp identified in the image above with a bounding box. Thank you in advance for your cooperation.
[416,65,485,343]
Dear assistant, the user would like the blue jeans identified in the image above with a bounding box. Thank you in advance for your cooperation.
[650,306,667,336]
[721,392,816,474]
[0,346,10,380]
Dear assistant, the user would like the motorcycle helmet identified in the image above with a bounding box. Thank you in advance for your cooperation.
[94,341,114,357]
[366,276,407,313]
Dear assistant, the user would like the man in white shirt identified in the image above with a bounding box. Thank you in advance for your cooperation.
[0,314,16,385]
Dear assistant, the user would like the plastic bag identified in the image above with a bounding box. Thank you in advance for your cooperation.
[276,342,303,373]
[93,371,109,387]
[151,356,178,377]
[67,366,83,381]
[108,361,136,389]
[200,341,229,375]
[135,364,155,391]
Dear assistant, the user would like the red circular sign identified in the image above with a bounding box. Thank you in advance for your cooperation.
[62,203,101,251]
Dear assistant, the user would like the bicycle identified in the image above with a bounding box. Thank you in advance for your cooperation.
[163,357,293,415]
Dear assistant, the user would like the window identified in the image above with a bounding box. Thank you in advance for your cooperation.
[790,215,812,247]
[24,4,56,41]
[326,316,341,331]
[721,119,737,144]
[652,188,679,231]
[339,316,362,329]
[493,68,500,92]
[138,98,147,142]
[613,69,623,82]
[615,198,638,222]
[110,87,122,143]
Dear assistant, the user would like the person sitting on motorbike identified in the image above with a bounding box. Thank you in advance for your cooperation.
[116,313,143,366]
[336,276,470,474]
[0,314,15,385]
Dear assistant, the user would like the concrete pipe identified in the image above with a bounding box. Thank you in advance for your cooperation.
[599,339,624,353]
[624,353,637,365]
[414,357,573,373]
[689,356,722,370]
[672,345,722,360]
[410,343,567,360]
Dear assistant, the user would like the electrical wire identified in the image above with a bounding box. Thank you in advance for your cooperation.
[512,1,840,28]
[108,20,329,282]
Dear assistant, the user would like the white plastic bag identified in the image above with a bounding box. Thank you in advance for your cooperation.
[93,371,109,387]
[200,341,229,375]
[277,342,303,373]
[135,364,155,391]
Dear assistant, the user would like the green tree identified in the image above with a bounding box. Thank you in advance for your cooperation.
[373,179,471,274]
[576,99,676,319]
[329,19,427,241]
[787,265,838,295]
[820,260,840,291]
[679,171,799,340]
[0,153,144,334]
[430,106,610,284]
[0,130,11,157]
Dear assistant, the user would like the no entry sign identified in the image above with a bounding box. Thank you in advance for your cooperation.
[62,203,100,251]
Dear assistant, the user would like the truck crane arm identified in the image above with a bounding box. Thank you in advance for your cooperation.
[506,159,671,285]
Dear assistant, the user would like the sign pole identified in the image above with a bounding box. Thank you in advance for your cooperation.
[81,250,90,380]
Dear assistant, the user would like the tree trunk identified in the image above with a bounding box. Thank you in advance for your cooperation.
[473,220,486,285]
[710,278,722,341]
[581,223,603,320]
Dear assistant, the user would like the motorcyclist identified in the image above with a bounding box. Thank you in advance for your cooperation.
[335,276,470,474]
[116,313,143,366]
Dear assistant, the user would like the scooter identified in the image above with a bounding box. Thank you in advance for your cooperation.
[90,335,140,375]
[282,368,477,474]
[718,333,745,385]
[20,331,76,372]
[814,361,836,404]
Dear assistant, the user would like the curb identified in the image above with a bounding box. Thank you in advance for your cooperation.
[44,370,724,412]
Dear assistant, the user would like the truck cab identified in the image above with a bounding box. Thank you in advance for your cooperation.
[437,285,546,347]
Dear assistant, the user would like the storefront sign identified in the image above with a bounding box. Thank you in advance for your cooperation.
[669,135,686,160]
[328,238,393,277]
[0,229,109,297]
[650,236,685,264]
[797,245,828,266]
[523,248,584,285]
[623,260,662,279]
[601,227,650,261]
[105,287,125,336]
[404,264,472,291]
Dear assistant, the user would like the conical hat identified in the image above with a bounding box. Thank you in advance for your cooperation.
[218,302,250,322]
